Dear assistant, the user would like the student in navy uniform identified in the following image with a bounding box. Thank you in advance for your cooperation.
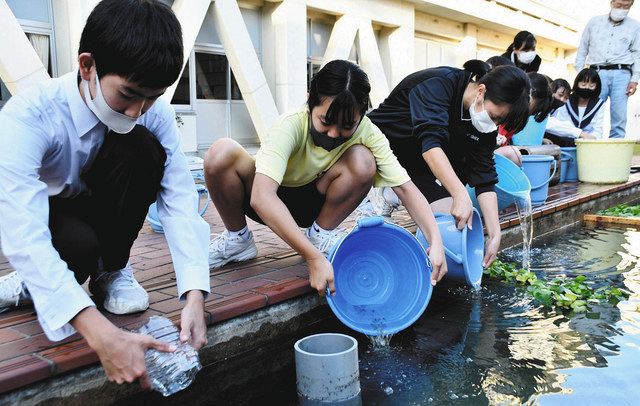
[366,61,530,268]
[501,31,542,73]
[0,0,209,388]
[545,68,605,146]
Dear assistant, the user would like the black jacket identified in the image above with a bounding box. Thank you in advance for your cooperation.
[368,67,498,195]
[500,51,541,73]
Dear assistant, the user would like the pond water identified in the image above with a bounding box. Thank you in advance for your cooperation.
[120,225,640,405]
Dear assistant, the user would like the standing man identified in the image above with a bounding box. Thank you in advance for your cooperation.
[575,0,640,138]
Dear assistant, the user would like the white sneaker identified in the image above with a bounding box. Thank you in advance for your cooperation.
[209,230,258,268]
[89,265,149,315]
[306,226,348,256]
[368,187,399,219]
[0,272,32,313]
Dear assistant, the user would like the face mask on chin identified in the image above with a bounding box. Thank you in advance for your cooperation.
[309,119,351,151]
[610,8,629,22]
[469,96,498,134]
[82,72,139,134]
[517,50,537,65]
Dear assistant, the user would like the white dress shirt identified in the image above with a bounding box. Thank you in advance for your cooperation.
[575,15,640,82]
[0,71,211,341]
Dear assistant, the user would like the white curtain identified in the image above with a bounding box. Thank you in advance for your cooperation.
[27,33,50,72]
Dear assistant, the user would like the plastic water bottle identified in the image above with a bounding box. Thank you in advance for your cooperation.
[137,316,202,396]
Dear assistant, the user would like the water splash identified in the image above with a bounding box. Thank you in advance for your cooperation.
[368,334,394,347]
[514,192,533,270]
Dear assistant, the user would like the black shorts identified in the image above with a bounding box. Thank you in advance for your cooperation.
[243,179,326,228]
[388,137,451,203]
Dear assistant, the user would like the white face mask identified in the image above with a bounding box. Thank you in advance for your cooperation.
[517,50,537,64]
[82,73,138,134]
[469,97,498,134]
[610,8,629,22]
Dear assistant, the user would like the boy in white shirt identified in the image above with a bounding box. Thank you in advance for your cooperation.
[0,0,209,388]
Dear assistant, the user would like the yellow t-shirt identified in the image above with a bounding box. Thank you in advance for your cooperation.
[255,108,410,188]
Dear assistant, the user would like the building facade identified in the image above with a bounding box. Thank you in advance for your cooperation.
[1,0,637,153]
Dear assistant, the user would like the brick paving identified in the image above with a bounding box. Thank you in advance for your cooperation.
[0,158,639,394]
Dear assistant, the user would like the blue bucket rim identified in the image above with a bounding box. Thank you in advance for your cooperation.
[326,217,433,336]
[493,153,532,195]
[521,154,554,162]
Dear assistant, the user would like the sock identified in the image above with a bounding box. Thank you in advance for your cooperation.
[308,221,331,238]
[382,187,401,206]
[228,225,251,240]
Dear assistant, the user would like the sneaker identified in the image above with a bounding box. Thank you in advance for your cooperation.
[209,230,258,268]
[368,187,399,219]
[0,272,32,313]
[89,265,149,315]
[306,226,348,256]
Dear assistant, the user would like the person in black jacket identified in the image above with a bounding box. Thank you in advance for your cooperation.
[501,31,542,73]
[367,61,530,268]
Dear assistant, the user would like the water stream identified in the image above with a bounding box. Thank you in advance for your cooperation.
[514,192,534,270]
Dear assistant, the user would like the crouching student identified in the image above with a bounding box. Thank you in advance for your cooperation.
[495,72,554,165]
[0,0,209,388]
[545,68,605,146]
[204,60,446,295]
[367,61,531,268]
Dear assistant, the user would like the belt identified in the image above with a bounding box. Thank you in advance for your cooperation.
[589,64,632,71]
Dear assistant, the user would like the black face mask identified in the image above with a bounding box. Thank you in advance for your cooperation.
[574,87,598,99]
[551,98,565,110]
[309,120,352,151]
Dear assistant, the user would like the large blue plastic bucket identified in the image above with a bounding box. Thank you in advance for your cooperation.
[467,153,531,212]
[146,184,210,233]
[415,209,484,289]
[511,116,548,146]
[560,147,578,182]
[326,217,432,336]
[520,155,557,206]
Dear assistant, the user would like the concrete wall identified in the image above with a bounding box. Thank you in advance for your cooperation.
[1,0,639,149]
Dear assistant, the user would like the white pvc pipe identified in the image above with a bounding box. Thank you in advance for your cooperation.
[294,333,361,405]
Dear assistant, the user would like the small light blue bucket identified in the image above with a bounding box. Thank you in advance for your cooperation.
[146,184,210,233]
[511,116,549,146]
[521,155,557,206]
[467,153,531,212]
[415,209,484,289]
[326,217,432,336]
[560,147,578,182]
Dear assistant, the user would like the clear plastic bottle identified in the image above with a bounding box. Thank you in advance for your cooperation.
[137,315,202,396]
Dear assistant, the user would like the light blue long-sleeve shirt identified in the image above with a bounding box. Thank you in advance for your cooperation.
[0,71,211,341]
[575,14,640,82]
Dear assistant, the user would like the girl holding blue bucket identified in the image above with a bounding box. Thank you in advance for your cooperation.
[545,68,604,146]
[203,60,447,296]
[367,61,531,268]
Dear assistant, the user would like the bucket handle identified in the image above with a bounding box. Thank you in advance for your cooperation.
[357,216,384,228]
[560,151,574,162]
[431,213,465,265]
[196,184,210,217]
[530,160,557,190]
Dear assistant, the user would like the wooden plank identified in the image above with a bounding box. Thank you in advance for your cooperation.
[583,214,640,226]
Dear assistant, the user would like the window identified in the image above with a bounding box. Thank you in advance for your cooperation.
[171,61,191,105]
[194,52,243,101]
[1,0,56,107]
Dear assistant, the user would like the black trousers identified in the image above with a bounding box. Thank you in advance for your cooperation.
[544,132,576,147]
[48,125,166,284]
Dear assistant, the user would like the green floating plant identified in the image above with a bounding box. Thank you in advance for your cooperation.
[597,204,640,218]
[484,260,630,313]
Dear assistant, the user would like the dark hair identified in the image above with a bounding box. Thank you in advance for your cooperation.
[528,73,553,122]
[485,56,515,68]
[467,64,531,133]
[463,59,491,81]
[79,0,183,89]
[307,60,371,128]
[506,31,537,54]
[551,78,571,94]
[572,68,602,99]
